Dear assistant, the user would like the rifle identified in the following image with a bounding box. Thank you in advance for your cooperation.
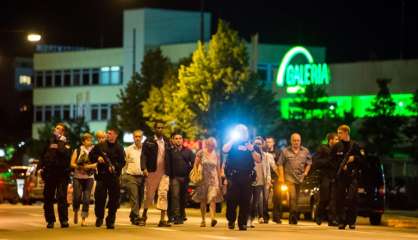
[336,141,354,176]
[99,151,116,175]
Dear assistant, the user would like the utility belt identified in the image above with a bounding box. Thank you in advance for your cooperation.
[227,169,255,181]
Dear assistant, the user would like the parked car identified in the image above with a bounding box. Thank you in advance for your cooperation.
[0,165,19,204]
[12,160,45,204]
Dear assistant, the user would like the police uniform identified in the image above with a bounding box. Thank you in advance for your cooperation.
[313,144,337,225]
[225,142,256,230]
[89,140,125,229]
[330,140,364,229]
[39,135,71,227]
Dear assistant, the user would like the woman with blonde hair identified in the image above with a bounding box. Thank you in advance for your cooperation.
[192,137,223,227]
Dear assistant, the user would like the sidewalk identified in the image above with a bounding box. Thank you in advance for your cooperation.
[382,210,418,228]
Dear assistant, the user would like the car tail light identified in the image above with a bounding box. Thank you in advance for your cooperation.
[378,186,385,196]
[187,187,193,193]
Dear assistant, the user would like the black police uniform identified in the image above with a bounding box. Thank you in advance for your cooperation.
[39,135,71,227]
[89,140,125,228]
[330,140,364,228]
[313,144,337,225]
[225,142,256,230]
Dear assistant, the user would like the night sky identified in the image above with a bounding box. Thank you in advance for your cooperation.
[1,0,418,62]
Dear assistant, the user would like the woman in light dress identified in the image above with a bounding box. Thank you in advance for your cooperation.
[192,137,223,227]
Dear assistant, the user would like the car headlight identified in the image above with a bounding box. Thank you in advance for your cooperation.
[280,184,288,192]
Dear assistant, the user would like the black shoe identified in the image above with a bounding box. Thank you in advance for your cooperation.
[289,215,298,225]
[183,217,188,222]
[328,220,338,227]
[338,224,346,230]
[138,217,146,226]
[238,225,247,231]
[96,218,103,227]
[158,220,171,227]
[349,224,356,229]
[173,217,183,225]
[131,220,139,226]
[273,218,282,224]
[60,222,69,228]
[106,223,115,229]
[211,219,218,227]
[315,216,322,225]
[228,222,235,230]
[46,222,54,229]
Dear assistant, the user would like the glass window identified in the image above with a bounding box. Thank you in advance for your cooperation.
[53,105,61,120]
[257,67,268,82]
[35,106,43,122]
[100,67,110,85]
[73,70,80,86]
[82,69,90,85]
[110,66,121,85]
[64,70,71,86]
[92,68,99,85]
[45,71,52,87]
[44,106,52,121]
[54,70,62,87]
[91,104,99,121]
[63,105,70,120]
[100,104,109,120]
[35,71,43,88]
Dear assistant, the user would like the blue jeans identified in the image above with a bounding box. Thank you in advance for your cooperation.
[72,178,94,218]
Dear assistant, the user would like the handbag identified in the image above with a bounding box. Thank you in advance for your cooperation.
[189,163,203,185]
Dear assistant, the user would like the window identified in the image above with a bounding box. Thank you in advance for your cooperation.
[45,71,52,87]
[35,106,43,122]
[82,69,90,85]
[63,105,71,120]
[54,70,62,87]
[73,70,81,86]
[35,71,43,88]
[257,67,268,82]
[100,104,109,120]
[63,70,71,86]
[53,105,62,120]
[92,68,99,85]
[110,66,121,85]
[100,67,110,85]
[19,75,32,86]
[91,104,99,121]
[44,106,52,121]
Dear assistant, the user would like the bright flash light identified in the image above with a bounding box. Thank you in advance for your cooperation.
[329,105,335,110]
[230,130,241,141]
[280,184,288,192]
[27,33,41,42]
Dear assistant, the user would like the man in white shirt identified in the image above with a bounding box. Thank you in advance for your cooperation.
[124,130,147,225]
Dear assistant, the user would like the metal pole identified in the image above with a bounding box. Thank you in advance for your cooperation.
[200,0,204,43]
[132,28,136,74]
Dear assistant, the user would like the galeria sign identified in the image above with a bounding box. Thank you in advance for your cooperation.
[276,46,330,88]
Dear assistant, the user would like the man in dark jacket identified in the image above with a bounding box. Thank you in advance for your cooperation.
[89,128,125,229]
[140,121,172,227]
[39,123,72,229]
[168,132,194,224]
[313,132,339,226]
[331,125,364,230]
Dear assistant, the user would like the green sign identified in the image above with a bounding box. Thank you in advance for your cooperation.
[276,46,330,93]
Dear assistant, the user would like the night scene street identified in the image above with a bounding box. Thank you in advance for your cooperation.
[1,1,418,240]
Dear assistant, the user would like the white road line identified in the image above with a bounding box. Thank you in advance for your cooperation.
[28,213,43,217]
[148,227,177,232]
[24,222,45,227]
[197,235,237,240]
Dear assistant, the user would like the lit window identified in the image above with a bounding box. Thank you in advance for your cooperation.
[19,75,32,85]
[100,67,110,85]
[110,66,121,85]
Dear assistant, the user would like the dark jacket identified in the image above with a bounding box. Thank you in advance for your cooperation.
[141,136,172,175]
[266,147,281,180]
[89,140,125,178]
[330,140,364,178]
[169,146,195,178]
[313,144,335,177]
[39,135,71,179]
[225,142,255,179]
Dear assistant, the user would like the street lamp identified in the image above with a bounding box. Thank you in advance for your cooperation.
[27,33,42,43]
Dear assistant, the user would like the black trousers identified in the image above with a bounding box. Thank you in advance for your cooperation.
[226,175,252,227]
[271,179,282,222]
[169,177,188,219]
[94,176,120,225]
[336,174,358,225]
[43,176,69,224]
[316,174,336,222]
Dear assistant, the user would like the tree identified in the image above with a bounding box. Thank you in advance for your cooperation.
[358,78,404,156]
[114,48,171,135]
[403,89,418,162]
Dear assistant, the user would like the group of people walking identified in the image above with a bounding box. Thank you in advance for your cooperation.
[39,121,363,231]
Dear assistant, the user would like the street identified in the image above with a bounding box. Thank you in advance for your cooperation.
[0,204,417,240]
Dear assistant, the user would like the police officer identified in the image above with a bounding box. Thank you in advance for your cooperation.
[223,124,261,231]
[39,123,71,229]
[331,125,364,230]
[89,128,125,229]
[313,132,339,226]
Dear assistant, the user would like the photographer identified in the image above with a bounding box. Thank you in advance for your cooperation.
[39,123,72,229]
[89,128,125,229]
[70,133,96,226]
[223,124,261,231]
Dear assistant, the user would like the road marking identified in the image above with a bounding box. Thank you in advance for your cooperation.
[28,213,43,217]
[197,235,237,240]
[24,222,45,227]
[149,227,177,232]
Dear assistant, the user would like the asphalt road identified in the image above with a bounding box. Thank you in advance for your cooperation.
[0,204,417,240]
